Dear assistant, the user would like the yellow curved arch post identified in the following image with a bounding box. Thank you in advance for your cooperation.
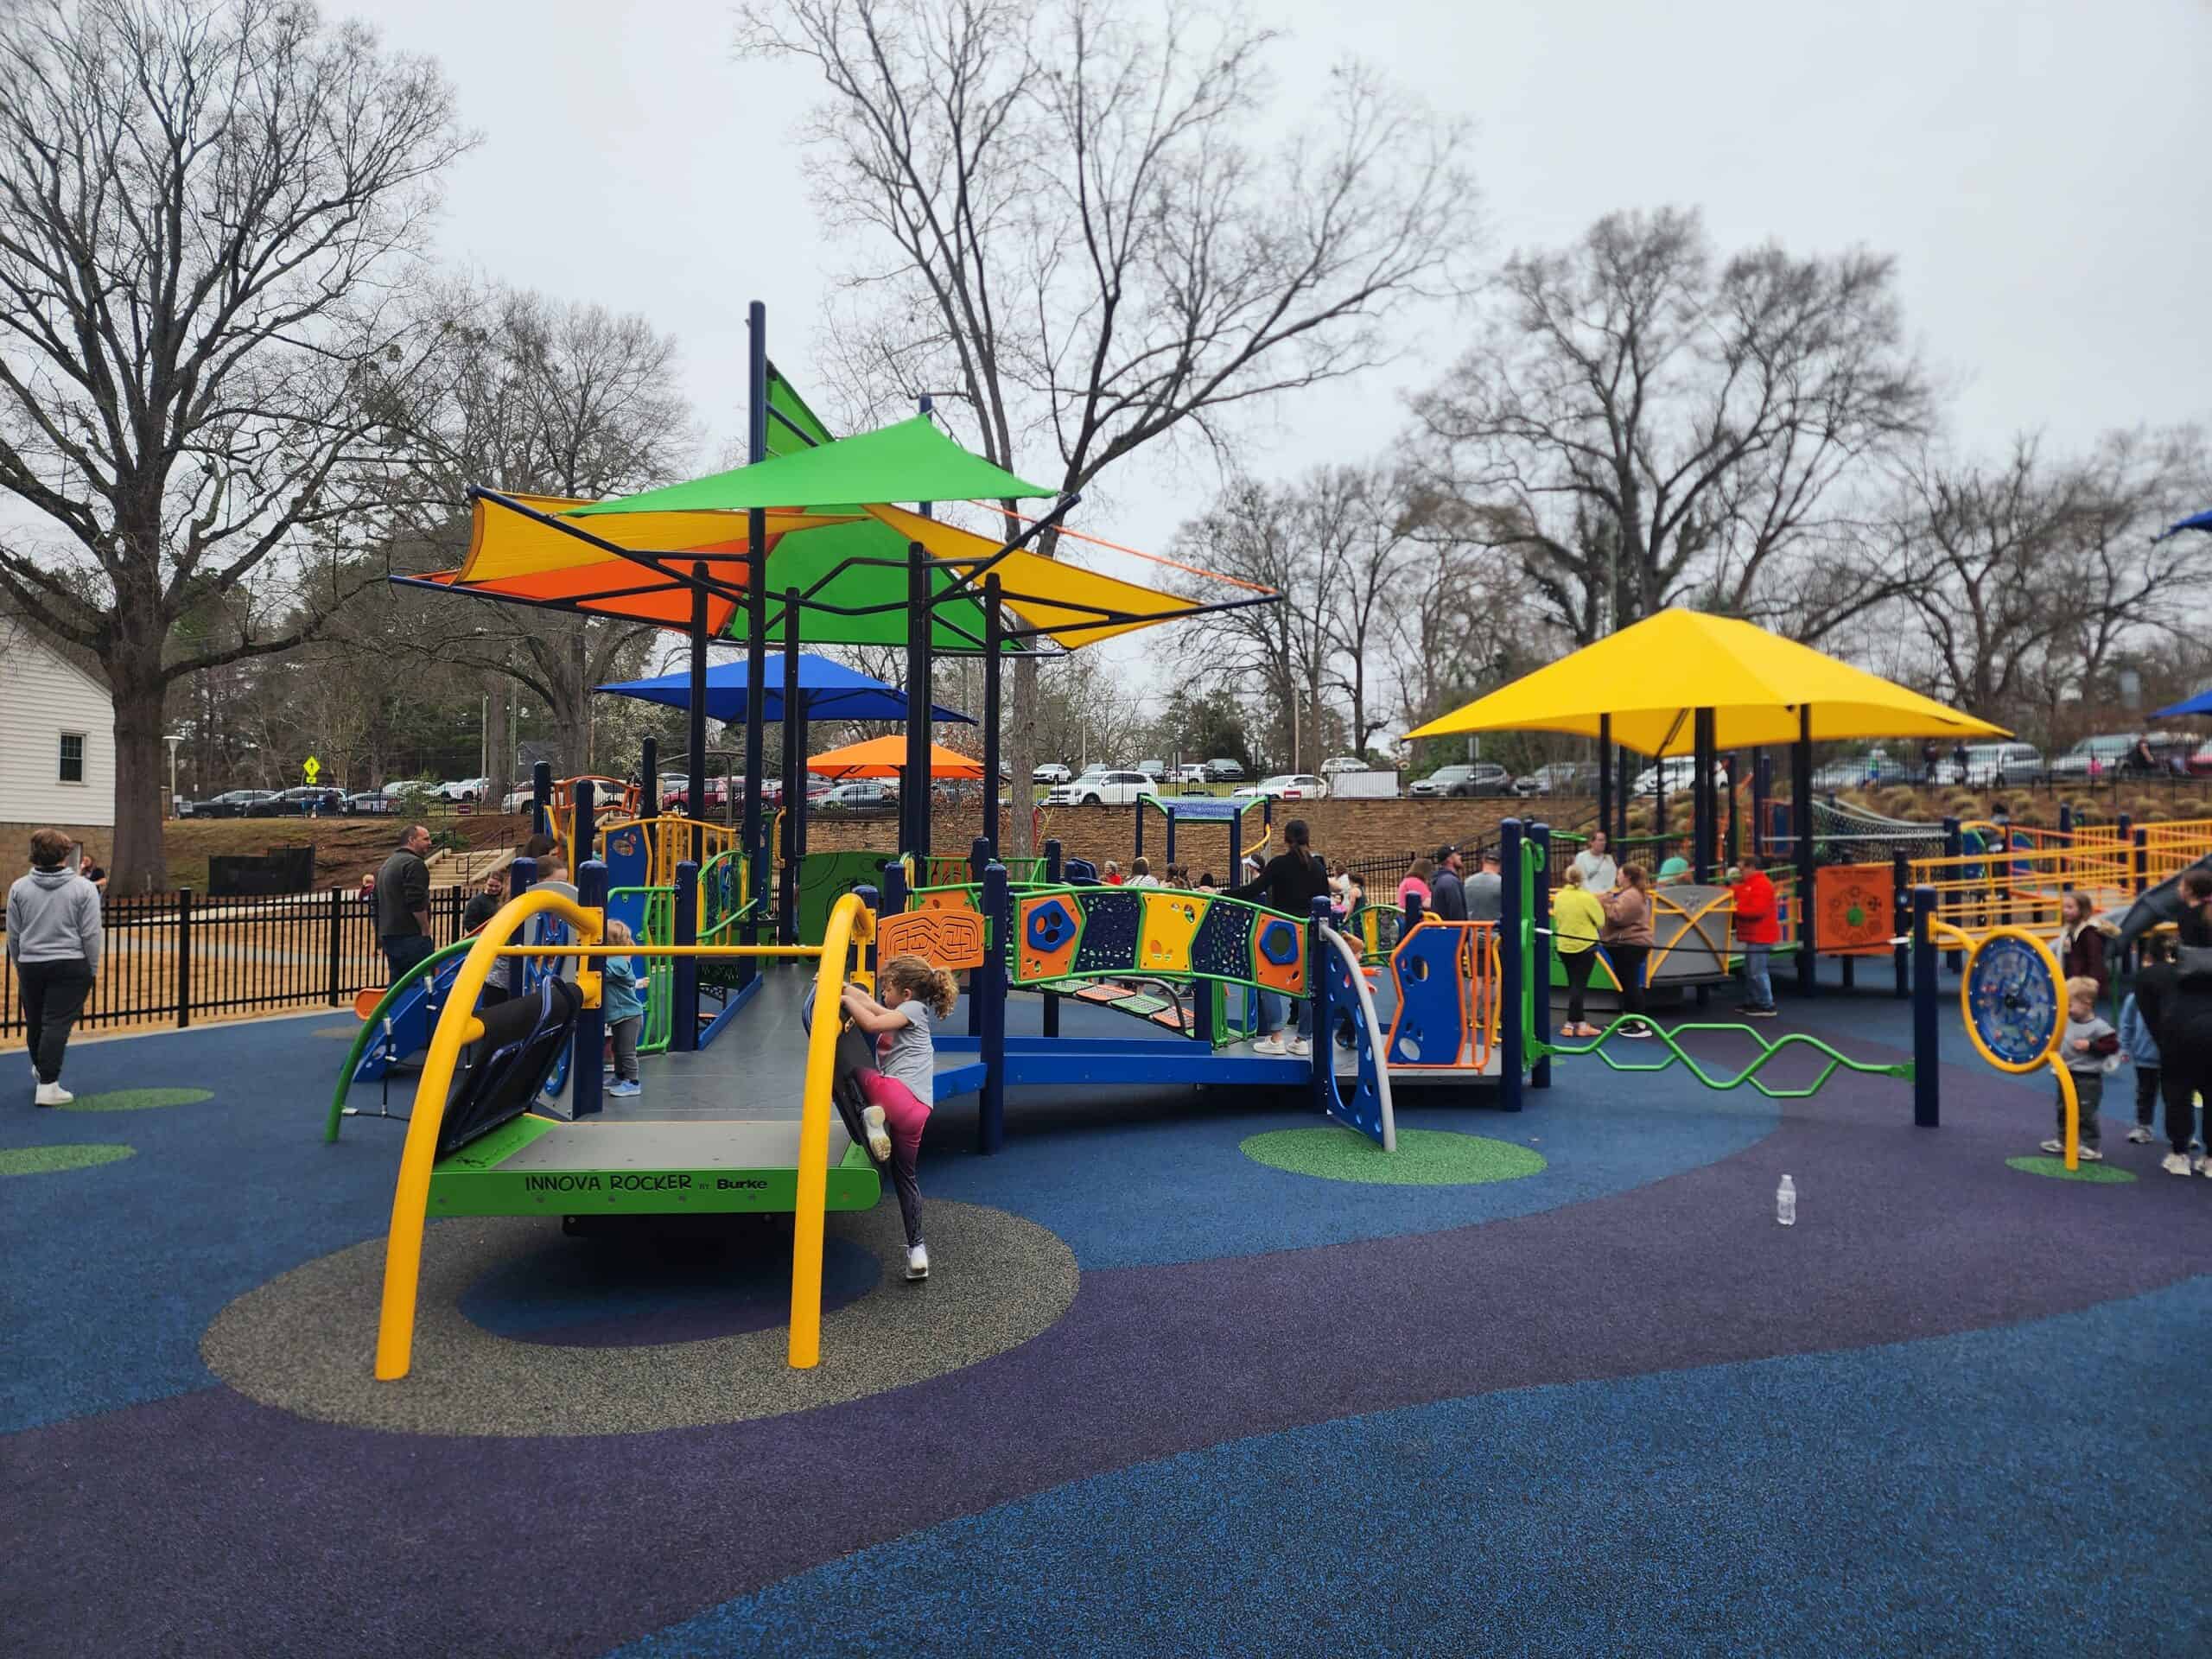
[374,885,603,1382]
[790,893,874,1370]
[1948,924,2076,1172]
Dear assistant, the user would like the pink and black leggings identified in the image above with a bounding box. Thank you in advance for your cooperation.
[858,1071,931,1248]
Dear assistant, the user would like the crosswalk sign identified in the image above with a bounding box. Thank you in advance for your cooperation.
[303,755,321,783]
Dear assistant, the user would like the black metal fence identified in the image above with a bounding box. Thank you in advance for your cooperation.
[1,885,473,1035]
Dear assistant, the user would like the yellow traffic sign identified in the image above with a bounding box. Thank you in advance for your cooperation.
[303,756,321,783]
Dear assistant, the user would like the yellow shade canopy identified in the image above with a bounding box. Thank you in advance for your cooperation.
[863,504,1218,650]
[1405,608,2009,754]
[808,735,987,780]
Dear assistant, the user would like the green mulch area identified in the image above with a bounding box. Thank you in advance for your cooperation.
[0,1144,136,1176]
[1241,1127,1548,1186]
[2005,1154,2137,1185]
[59,1087,213,1113]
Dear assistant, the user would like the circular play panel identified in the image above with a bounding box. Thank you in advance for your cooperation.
[2004,1155,2136,1185]
[201,1198,1078,1436]
[1240,1127,1548,1186]
[0,1143,136,1176]
[59,1087,213,1113]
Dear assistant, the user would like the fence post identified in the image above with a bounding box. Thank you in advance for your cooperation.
[1891,849,1910,998]
[327,886,344,1007]
[1911,885,1938,1128]
[175,887,193,1029]
[1497,817,1523,1114]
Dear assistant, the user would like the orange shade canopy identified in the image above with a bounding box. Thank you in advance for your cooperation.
[807,736,987,780]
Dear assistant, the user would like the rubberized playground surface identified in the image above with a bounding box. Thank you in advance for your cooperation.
[6,961,2212,1656]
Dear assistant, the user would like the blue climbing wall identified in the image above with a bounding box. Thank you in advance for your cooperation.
[1388,923,1467,1068]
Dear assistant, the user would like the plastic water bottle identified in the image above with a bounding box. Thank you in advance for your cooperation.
[1777,1174,1796,1227]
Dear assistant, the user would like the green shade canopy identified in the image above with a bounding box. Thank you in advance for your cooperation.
[752,516,1018,652]
[569,416,1052,518]
[764,363,835,457]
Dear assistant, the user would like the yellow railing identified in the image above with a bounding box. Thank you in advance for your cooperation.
[372,886,863,1382]
[1907,841,2135,940]
[601,816,743,889]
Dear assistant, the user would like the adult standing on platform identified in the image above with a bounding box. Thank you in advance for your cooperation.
[1430,844,1469,921]
[1464,848,1503,922]
[1599,863,1656,1039]
[1230,818,1332,1057]
[1571,830,1618,895]
[376,824,435,980]
[8,829,103,1106]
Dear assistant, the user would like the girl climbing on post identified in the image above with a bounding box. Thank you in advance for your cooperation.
[840,955,959,1280]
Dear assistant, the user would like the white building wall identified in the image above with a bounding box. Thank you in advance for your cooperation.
[0,633,115,828]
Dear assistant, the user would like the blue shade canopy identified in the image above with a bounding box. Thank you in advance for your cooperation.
[2155,507,2212,542]
[597,654,972,726]
[2151,686,2212,719]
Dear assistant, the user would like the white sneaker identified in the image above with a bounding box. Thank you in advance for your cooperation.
[1251,1035,1288,1056]
[2078,1146,2103,1162]
[2039,1138,2064,1155]
[1288,1038,1312,1058]
[861,1104,892,1164]
[2127,1124,2155,1144]
[2164,1153,2194,1177]
[33,1081,72,1108]
[905,1243,929,1281]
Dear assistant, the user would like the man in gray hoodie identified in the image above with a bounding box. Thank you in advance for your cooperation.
[7,828,103,1106]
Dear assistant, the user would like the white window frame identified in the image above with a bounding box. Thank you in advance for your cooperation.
[58,730,86,786]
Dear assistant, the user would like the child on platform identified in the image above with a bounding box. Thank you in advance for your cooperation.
[2045,974,2118,1160]
[601,918,645,1098]
[2120,935,2167,1144]
[841,955,959,1281]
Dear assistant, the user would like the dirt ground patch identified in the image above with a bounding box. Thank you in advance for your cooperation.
[160,812,529,893]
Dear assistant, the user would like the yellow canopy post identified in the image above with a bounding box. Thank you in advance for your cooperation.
[1406,609,2009,752]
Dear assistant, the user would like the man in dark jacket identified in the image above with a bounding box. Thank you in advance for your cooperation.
[376,824,435,979]
[1429,845,1468,922]
[2130,946,2212,1176]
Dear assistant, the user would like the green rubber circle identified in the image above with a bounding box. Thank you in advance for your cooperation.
[0,1144,136,1176]
[58,1087,213,1113]
[2004,1155,2136,1185]
[1241,1127,1548,1185]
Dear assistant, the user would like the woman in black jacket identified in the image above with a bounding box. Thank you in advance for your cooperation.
[1229,818,1331,1055]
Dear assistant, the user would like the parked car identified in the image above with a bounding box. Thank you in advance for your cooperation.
[1033,762,1071,785]
[499,785,536,813]
[1201,758,1246,782]
[436,776,489,804]
[817,781,899,814]
[345,791,396,815]
[1514,761,1599,797]
[1135,758,1166,777]
[1233,773,1328,802]
[1408,763,1511,798]
[1173,763,1210,784]
[196,788,281,818]
[254,786,343,816]
[1319,756,1368,776]
[1633,756,1726,795]
[2048,734,2141,781]
[1044,769,1158,807]
[1948,741,2046,786]
[663,777,734,814]
[381,779,426,798]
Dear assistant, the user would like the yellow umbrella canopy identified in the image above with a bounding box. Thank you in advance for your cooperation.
[1406,609,2009,753]
[808,735,987,780]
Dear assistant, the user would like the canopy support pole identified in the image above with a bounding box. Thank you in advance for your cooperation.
[982,574,1003,858]
[780,592,803,944]
[905,540,932,860]
[1794,705,1817,996]
[1693,707,1716,880]
[741,301,770,994]
[1596,715,1612,850]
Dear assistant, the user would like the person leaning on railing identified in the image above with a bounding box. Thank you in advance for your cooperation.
[7,827,103,1107]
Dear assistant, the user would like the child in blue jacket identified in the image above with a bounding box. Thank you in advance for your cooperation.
[2120,935,2169,1144]
[601,918,645,1098]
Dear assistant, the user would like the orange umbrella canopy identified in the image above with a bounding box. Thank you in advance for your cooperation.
[807,735,986,780]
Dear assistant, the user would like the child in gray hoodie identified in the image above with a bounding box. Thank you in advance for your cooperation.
[2044,974,2119,1161]
[6,829,104,1106]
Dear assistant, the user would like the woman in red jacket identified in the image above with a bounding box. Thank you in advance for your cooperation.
[1728,860,1781,1017]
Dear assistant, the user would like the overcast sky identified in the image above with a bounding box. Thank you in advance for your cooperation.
[360,0,2212,707]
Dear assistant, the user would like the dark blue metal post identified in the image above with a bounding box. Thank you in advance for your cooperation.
[980,861,1009,1154]
[1751,747,1769,857]
[903,540,932,862]
[741,302,770,994]
[1042,838,1063,1039]
[573,856,608,1119]
[641,738,658,819]
[968,835,990,1037]
[1530,821,1553,1090]
[1497,817,1524,1113]
[531,760,552,841]
[1793,706,1817,995]
[1911,885,1938,1128]
[671,858,699,1053]
[981,573,1003,859]
[883,859,907,918]
[1164,804,1177,868]
[780,592,803,945]
[1692,708,1716,881]
[505,855,536,999]
[855,884,880,979]
[1891,848,1911,997]
[573,779,597,868]
[1942,816,1963,974]
[1309,894,1336,1117]
[1597,714,1613,854]
[1133,796,1144,864]
[1228,810,1243,884]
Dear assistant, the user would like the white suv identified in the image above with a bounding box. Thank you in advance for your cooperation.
[1235,773,1328,801]
[1045,768,1158,807]
[1033,763,1071,785]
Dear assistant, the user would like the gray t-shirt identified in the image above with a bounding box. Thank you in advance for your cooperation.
[876,998,935,1101]
[1465,870,1503,922]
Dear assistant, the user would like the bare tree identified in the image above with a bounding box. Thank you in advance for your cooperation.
[736,0,1477,851]
[0,0,472,887]
[1411,207,1934,649]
